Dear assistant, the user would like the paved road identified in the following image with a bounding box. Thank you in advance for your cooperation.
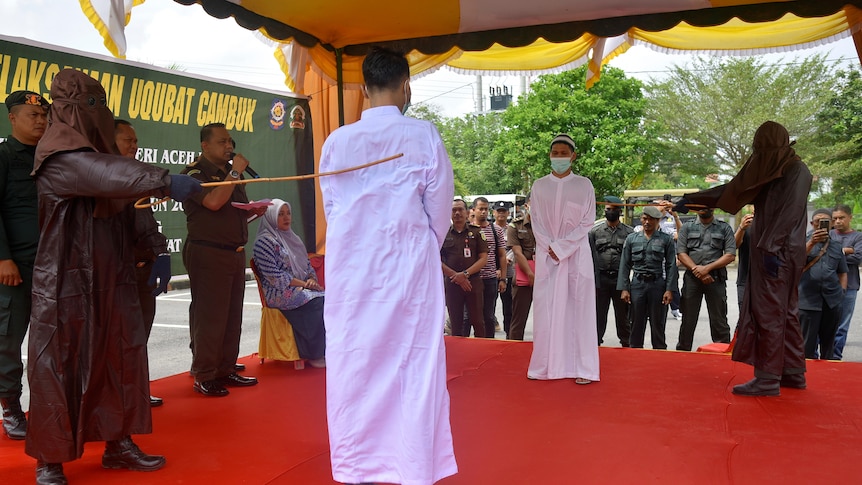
[17,267,862,409]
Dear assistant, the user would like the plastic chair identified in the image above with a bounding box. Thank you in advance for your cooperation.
[250,258,305,370]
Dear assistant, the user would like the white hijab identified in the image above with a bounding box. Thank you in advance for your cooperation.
[257,198,310,280]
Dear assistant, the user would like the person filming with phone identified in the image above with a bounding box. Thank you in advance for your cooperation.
[799,209,848,360]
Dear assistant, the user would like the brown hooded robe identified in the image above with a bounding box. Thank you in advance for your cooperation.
[685,121,811,377]
[25,69,171,462]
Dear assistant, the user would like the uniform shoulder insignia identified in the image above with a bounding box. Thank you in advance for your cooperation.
[512,217,524,224]
[479,231,487,241]
[186,169,202,176]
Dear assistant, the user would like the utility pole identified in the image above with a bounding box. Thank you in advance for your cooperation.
[475,75,484,113]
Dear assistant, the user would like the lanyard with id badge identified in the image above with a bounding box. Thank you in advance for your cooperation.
[464,235,472,258]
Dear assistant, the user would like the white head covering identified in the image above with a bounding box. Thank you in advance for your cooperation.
[257,198,310,279]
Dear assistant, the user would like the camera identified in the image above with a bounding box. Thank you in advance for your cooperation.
[819,219,830,231]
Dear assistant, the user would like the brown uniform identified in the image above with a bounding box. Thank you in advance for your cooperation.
[507,218,536,340]
[441,225,488,337]
[181,156,249,382]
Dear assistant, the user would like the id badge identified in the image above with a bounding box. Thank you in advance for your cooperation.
[464,248,472,258]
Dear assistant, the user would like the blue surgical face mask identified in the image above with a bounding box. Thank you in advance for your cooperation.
[401,80,411,115]
[550,157,571,174]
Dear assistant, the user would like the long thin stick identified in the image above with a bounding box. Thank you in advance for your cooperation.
[596,200,708,209]
[135,153,403,209]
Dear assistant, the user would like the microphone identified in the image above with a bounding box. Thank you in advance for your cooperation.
[229,152,260,179]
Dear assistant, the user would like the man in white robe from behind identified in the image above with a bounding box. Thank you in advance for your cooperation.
[528,134,600,384]
[318,47,457,485]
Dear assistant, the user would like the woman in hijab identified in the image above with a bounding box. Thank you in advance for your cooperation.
[253,199,326,367]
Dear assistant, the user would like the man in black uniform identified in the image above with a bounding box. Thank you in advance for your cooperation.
[675,207,736,351]
[507,194,536,341]
[618,206,677,349]
[589,196,633,347]
[0,91,47,439]
[181,123,266,397]
[441,199,488,338]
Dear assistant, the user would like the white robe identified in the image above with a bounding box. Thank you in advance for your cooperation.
[319,105,457,485]
[527,172,600,381]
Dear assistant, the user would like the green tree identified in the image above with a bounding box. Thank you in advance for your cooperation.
[809,67,862,207]
[407,103,470,195]
[644,55,837,188]
[497,66,654,202]
[440,112,509,196]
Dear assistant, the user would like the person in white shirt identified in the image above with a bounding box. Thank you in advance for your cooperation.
[527,134,600,385]
[318,46,457,485]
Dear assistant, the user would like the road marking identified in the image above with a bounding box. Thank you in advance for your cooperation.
[156,296,261,306]
[153,323,190,329]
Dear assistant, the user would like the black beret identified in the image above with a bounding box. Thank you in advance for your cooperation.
[5,90,49,111]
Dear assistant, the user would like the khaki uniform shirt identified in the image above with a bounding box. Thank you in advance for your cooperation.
[507,218,536,260]
[441,224,488,273]
[180,156,249,247]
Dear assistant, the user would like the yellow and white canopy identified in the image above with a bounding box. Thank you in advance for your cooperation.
[89,1,862,90]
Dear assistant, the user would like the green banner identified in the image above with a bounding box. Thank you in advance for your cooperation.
[0,35,315,275]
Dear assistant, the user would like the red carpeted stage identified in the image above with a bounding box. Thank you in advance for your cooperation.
[3,337,862,484]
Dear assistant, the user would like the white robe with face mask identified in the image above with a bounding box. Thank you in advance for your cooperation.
[528,171,600,381]
[319,105,457,485]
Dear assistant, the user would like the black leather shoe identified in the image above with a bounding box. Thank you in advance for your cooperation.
[36,461,67,485]
[219,372,258,387]
[234,363,246,371]
[102,436,166,471]
[780,373,807,389]
[732,377,780,397]
[193,379,229,397]
[1,396,27,440]
[149,395,164,407]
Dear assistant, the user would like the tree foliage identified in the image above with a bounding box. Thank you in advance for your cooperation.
[809,67,862,206]
[644,55,837,187]
[495,66,654,200]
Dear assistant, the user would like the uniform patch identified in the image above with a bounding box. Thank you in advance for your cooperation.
[270,99,286,130]
[186,169,201,176]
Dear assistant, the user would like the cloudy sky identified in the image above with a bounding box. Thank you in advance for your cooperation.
[1,0,858,117]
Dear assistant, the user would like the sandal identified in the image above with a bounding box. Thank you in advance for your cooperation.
[575,378,592,385]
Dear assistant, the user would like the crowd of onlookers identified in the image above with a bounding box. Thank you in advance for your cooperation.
[444,195,861,362]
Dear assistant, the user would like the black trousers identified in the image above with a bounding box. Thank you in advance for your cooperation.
[135,263,157,339]
[500,276,513,336]
[481,278,498,338]
[446,278,484,338]
[596,272,630,347]
[629,277,668,349]
[677,271,730,351]
[508,284,533,341]
[800,302,842,360]
[0,264,31,398]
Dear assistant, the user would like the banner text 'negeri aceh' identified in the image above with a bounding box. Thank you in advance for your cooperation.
[0,54,258,132]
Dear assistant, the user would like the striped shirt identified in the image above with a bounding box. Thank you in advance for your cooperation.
[477,223,505,279]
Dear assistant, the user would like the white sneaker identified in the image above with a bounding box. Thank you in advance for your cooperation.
[671,309,682,320]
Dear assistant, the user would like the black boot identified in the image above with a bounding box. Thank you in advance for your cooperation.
[1,395,27,439]
[780,373,807,389]
[732,377,780,396]
[35,461,67,485]
[102,436,166,471]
